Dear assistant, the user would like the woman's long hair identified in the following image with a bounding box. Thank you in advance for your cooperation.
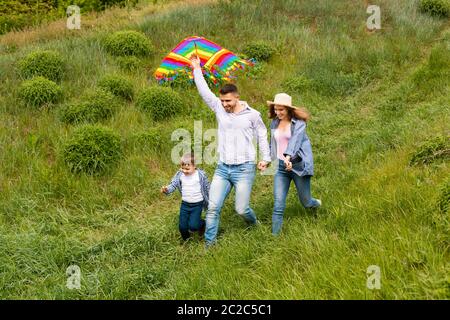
[268,104,311,122]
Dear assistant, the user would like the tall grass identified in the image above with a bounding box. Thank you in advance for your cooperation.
[0,0,448,299]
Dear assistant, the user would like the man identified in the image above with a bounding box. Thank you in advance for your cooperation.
[190,55,271,247]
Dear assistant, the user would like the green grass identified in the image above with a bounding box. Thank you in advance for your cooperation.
[0,0,449,299]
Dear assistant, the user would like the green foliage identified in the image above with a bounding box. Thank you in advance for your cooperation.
[98,74,134,100]
[245,62,266,80]
[115,56,142,72]
[243,42,275,62]
[103,30,154,57]
[410,136,450,166]
[413,44,450,84]
[128,129,167,154]
[0,0,139,34]
[136,87,183,121]
[159,68,193,89]
[61,125,123,175]
[1,0,449,300]
[283,74,313,93]
[58,0,139,13]
[59,89,118,124]
[0,0,54,34]
[438,179,450,214]
[18,50,64,82]
[303,59,363,97]
[18,76,62,107]
[419,0,450,17]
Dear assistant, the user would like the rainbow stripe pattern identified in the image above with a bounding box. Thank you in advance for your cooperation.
[154,36,254,85]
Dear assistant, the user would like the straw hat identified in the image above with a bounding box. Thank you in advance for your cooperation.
[267,93,300,110]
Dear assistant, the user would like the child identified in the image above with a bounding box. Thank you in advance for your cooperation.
[161,152,210,241]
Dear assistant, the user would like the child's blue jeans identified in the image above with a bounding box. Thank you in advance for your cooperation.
[179,200,205,240]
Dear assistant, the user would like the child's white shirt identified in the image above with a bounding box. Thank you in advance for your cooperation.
[180,170,204,203]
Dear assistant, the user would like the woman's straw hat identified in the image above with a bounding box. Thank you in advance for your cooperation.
[267,93,300,110]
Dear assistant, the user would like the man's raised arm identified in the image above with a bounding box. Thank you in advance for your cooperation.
[191,56,221,112]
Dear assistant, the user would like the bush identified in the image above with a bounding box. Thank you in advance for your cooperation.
[62,125,123,175]
[410,136,450,166]
[58,0,139,12]
[419,0,450,17]
[245,62,266,80]
[283,74,313,93]
[438,179,450,214]
[98,74,134,100]
[136,87,183,121]
[128,129,166,153]
[18,50,64,82]
[243,42,275,62]
[59,89,118,124]
[103,30,153,57]
[115,56,142,71]
[159,67,193,89]
[18,76,62,107]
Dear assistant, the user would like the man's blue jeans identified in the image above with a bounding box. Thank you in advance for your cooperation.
[205,161,257,245]
[272,160,320,235]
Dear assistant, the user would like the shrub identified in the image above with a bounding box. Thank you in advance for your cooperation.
[98,74,134,100]
[243,42,275,62]
[245,62,266,80]
[103,30,153,57]
[419,0,450,17]
[59,89,118,124]
[438,179,450,214]
[159,68,193,89]
[18,76,62,107]
[18,50,64,81]
[115,56,142,71]
[283,74,313,93]
[136,87,183,121]
[128,129,166,153]
[62,125,123,175]
[410,135,450,165]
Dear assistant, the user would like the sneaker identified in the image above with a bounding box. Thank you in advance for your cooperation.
[317,199,322,206]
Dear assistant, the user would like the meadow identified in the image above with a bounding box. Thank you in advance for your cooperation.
[0,0,448,299]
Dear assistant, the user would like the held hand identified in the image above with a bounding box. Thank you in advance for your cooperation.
[190,55,201,70]
[284,159,292,171]
[257,161,268,171]
[161,186,168,194]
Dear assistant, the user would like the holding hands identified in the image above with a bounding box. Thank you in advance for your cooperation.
[257,161,269,171]
[284,156,292,171]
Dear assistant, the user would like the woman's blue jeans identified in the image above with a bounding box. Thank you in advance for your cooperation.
[272,160,320,235]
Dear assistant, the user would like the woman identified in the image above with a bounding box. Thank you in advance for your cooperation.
[268,93,321,235]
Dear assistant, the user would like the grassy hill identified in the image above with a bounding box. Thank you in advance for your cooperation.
[0,0,449,299]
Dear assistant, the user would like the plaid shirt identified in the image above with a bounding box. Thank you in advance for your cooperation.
[165,169,210,210]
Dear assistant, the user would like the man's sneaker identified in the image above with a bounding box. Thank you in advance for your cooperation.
[317,199,322,207]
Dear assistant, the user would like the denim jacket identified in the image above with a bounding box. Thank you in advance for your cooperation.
[270,117,314,177]
[165,169,210,210]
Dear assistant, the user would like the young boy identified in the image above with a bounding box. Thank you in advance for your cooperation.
[161,153,210,241]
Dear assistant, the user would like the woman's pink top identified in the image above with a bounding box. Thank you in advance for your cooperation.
[274,127,291,160]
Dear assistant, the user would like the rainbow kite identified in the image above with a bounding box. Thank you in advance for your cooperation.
[154,36,254,85]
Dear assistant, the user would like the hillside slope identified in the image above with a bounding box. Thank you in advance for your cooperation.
[0,0,448,299]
